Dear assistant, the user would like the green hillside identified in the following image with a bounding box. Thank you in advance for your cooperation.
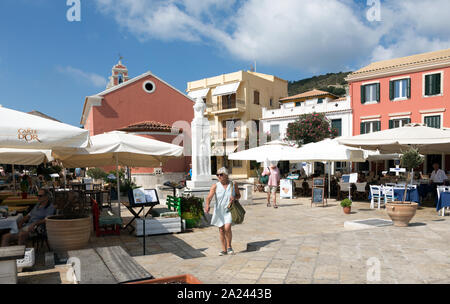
[288,71,352,97]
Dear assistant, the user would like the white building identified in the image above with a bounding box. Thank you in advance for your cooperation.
[261,89,353,174]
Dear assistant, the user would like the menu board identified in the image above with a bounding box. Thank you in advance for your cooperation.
[131,188,159,207]
[312,188,324,204]
[313,178,325,187]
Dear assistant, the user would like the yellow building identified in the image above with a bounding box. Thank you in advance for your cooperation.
[187,70,288,178]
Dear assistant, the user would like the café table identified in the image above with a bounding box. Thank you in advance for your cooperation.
[369,187,420,204]
[436,192,450,215]
[0,214,23,234]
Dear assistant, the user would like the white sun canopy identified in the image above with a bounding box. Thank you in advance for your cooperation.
[228,140,304,162]
[338,124,450,154]
[0,148,53,165]
[188,88,210,100]
[212,82,241,96]
[0,106,90,149]
[283,138,366,163]
[52,131,183,168]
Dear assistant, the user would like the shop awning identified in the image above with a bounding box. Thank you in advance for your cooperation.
[212,82,241,97]
[188,88,210,100]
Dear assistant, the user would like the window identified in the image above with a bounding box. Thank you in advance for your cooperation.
[389,118,411,129]
[425,73,442,96]
[254,90,260,105]
[222,119,240,139]
[390,78,410,100]
[361,83,380,104]
[143,80,156,93]
[221,94,236,109]
[360,121,381,134]
[424,115,441,129]
[331,119,342,136]
[270,125,280,140]
[317,98,324,104]
[269,98,273,107]
[118,73,124,84]
[295,102,301,107]
[232,160,243,168]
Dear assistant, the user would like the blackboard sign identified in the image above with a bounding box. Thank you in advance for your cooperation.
[313,178,325,187]
[312,188,324,204]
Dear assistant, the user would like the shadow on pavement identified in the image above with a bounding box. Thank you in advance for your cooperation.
[245,239,281,252]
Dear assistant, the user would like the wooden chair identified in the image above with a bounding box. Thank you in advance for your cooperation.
[384,186,395,204]
[91,198,122,237]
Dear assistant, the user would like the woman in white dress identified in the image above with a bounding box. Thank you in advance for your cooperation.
[205,167,241,256]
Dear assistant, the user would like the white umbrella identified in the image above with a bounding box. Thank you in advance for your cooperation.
[283,138,366,162]
[338,124,450,154]
[228,140,303,162]
[53,131,184,215]
[0,148,53,193]
[0,106,90,149]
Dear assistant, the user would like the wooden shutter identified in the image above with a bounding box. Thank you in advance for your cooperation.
[375,121,381,132]
[361,85,365,104]
[376,83,380,102]
[389,81,394,101]
[406,78,411,99]
[389,120,394,129]
[360,122,365,134]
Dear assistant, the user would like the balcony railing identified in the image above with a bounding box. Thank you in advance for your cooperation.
[206,99,246,113]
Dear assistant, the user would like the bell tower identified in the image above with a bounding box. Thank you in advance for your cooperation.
[107,57,130,89]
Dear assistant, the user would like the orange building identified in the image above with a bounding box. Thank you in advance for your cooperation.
[80,60,193,182]
[347,48,450,173]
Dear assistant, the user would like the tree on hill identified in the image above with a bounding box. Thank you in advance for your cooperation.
[288,71,352,96]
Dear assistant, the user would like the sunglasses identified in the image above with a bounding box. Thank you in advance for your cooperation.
[216,174,225,177]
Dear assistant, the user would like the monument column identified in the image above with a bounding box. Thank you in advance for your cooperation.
[186,97,214,190]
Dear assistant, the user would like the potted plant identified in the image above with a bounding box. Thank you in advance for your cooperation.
[340,198,352,214]
[46,191,92,253]
[20,176,29,199]
[386,148,424,227]
[180,196,205,228]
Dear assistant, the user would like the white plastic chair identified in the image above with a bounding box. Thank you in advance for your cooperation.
[384,186,395,204]
[370,185,383,209]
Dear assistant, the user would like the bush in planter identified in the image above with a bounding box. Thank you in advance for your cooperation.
[180,196,205,228]
[400,148,424,202]
[86,167,107,181]
[340,198,352,208]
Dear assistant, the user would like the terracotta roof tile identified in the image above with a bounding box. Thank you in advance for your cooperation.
[280,89,337,102]
[350,48,450,76]
[117,121,182,134]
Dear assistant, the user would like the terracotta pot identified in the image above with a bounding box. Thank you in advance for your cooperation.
[46,215,91,253]
[126,274,202,284]
[343,206,351,214]
[386,202,418,227]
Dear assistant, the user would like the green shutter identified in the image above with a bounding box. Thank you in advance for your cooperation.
[389,81,394,101]
[375,121,381,132]
[406,78,411,99]
[360,122,365,134]
[425,75,431,96]
[376,83,380,102]
[361,85,365,104]
[434,74,441,95]
[389,120,394,129]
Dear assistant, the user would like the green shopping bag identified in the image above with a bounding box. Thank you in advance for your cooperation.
[227,181,246,224]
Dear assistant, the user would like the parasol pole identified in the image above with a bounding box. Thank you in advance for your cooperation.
[115,153,121,217]
[12,164,16,195]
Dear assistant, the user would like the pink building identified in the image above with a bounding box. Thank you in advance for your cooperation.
[347,48,450,173]
[80,60,193,179]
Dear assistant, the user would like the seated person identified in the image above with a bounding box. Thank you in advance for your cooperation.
[1,189,55,247]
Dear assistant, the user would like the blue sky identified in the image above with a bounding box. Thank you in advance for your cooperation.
[0,0,449,126]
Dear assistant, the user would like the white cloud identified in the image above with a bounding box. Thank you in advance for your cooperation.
[93,0,450,72]
[56,66,107,87]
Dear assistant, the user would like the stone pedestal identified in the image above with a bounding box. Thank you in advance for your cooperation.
[0,260,18,284]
